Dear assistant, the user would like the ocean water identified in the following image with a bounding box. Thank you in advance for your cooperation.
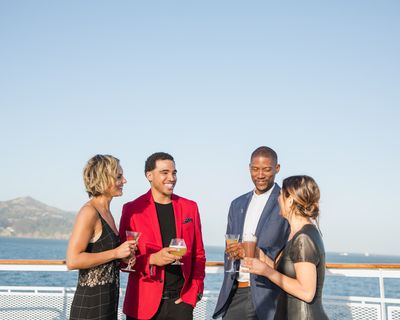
[0,237,399,299]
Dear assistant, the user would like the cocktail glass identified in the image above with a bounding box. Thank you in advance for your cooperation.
[121,230,141,272]
[225,234,240,273]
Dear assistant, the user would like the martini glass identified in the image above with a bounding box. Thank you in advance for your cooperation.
[121,231,141,272]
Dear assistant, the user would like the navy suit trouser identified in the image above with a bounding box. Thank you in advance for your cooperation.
[222,287,257,320]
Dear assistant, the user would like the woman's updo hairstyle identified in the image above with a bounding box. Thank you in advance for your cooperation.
[83,154,120,197]
[282,175,321,223]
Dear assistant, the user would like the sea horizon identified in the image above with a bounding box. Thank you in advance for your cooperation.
[1,236,400,260]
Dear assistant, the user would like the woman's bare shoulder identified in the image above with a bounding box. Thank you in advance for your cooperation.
[75,202,98,224]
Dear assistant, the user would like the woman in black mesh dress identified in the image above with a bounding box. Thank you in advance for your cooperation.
[244,175,328,320]
[67,155,136,320]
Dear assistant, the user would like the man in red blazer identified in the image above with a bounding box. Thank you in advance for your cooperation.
[119,152,206,320]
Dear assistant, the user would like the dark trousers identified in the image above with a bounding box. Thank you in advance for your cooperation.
[222,287,257,320]
[126,299,193,320]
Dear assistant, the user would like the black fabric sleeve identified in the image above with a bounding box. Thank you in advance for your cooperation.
[289,232,319,265]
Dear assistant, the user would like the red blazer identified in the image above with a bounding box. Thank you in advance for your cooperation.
[119,190,206,319]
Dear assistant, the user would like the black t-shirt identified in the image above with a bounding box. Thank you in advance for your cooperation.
[155,202,184,292]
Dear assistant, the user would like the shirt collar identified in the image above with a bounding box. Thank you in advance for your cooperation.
[252,184,275,199]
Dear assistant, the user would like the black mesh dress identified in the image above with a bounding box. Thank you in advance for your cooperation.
[274,224,329,320]
[70,213,120,320]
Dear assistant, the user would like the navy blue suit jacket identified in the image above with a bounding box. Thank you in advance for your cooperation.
[213,184,290,320]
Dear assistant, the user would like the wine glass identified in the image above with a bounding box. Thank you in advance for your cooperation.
[225,234,240,273]
[169,238,187,265]
[121,230,141,272]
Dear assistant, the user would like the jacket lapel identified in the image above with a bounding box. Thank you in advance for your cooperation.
[144,190,163,247]
[255,184,281,238]
[171,194,182,239]
[238,191,253,240]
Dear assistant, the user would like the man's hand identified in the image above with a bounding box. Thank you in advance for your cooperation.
[226,242,245,260]
[149,247,181,266]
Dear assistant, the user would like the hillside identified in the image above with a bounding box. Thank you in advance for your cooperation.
[0,197,75,239]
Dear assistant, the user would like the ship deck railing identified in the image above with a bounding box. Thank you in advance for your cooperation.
[1,260,400,320]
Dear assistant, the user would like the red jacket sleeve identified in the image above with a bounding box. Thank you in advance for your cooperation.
[119,202,154,276]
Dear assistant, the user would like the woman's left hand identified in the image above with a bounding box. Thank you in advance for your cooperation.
[243,257,269,276]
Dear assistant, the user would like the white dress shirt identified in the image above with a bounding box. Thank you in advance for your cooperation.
[237,185,274,282]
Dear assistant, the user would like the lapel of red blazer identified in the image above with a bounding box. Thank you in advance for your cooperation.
[143,190,163,247]
[171,194,182,239]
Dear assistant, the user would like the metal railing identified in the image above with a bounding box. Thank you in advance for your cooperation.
[1,260,400,320]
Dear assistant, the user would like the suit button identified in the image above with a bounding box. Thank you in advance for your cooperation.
[159,279,163,283]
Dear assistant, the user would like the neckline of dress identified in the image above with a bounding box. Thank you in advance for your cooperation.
[96,210,119,237]
[288,223,315,242]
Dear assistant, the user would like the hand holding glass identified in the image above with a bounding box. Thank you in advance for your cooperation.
[121,231,141,272]
[225,234,240,272]
[169,238,187,265]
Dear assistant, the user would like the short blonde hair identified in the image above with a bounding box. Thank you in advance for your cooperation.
[83,154,120,197]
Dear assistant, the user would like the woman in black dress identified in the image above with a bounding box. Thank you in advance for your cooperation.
[67,155,136,320]
[244,175,329,320]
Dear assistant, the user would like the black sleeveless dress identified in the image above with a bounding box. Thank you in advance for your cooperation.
[274,224,329,320]
[70,213,120,320]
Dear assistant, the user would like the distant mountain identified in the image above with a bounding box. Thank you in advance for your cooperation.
[0,197,75,239]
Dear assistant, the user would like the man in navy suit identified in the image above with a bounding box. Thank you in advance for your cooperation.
[213,146,290,320]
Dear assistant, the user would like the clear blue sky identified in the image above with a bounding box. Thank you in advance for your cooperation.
[1,1,399,255]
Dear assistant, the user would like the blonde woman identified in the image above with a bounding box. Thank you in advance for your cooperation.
[67,155,135,320]
[244,175,328,320]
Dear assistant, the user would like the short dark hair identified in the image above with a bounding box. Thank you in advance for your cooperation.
[250,146,278,164]
[145,152,174,173]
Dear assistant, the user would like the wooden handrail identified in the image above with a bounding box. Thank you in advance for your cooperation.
[326,263,400,269]
[0,260,400,269]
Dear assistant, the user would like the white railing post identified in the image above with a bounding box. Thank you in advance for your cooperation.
[379,268,387,320]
